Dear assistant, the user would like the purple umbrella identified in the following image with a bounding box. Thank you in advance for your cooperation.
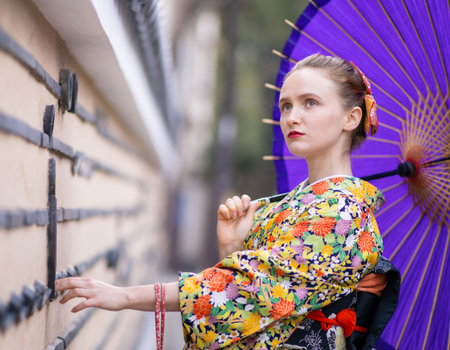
[265,1,450,349]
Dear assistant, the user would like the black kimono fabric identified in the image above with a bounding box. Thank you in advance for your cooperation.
[284,256,400,350]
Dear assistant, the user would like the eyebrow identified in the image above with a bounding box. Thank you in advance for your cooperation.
[278,93,323,106]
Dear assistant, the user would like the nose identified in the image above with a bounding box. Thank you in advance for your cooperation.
[285,106,302,126]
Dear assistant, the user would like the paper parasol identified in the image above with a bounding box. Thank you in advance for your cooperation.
[264,1,450,348]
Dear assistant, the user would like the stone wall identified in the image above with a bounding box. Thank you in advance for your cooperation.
[0,0,169,349]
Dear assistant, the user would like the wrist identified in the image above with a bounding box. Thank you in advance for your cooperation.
[123,285,154,311]
[219,243,242,259]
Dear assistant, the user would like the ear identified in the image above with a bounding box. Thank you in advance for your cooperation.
[343,106,362,132]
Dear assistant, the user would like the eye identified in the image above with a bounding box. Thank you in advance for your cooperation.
[281,104,292,112]
[306,99,316,107]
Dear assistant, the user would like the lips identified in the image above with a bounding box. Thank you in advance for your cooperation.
[288,130,304,138]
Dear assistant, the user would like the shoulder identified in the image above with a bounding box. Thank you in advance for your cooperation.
[315,176,386,214]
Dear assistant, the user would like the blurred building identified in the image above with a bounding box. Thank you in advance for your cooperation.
[0,0,304,348]
[0,0,179,348]
[164,0,222,271]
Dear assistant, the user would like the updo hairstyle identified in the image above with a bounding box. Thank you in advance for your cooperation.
[284,54,368,151]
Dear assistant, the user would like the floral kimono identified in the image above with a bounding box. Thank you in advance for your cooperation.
[179,176,385,350]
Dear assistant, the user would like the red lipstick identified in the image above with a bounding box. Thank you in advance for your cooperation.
[288,131,304,138]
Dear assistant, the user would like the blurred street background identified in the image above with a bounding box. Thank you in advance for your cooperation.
[0,0,308,349]
[164,0,308,272]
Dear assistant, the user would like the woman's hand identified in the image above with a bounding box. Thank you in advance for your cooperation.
[217,195,260,259]
[55,278,181,313]
[55,277,127,313]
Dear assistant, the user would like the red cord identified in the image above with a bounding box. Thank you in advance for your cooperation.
[155,284,161,350]
[154,283,165,350]
[161,284,166,350]
[306,309,368,337]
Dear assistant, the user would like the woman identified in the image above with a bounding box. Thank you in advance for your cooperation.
[55,54,386,349]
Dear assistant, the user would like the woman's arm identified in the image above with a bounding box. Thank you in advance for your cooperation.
[217,195,260,259]
[55,194,259,313]
[55,278,180,313]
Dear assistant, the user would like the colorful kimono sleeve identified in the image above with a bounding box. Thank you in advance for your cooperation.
[179,194,383,350]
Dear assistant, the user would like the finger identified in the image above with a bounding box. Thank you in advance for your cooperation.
[232,196,243,216]
[60,288,93,305]
[225,198,237,218]
[55,277,90,293]
[71,299,96,313]
[245,200,261,220]
[218,204,231,220]
[241,195,251,210]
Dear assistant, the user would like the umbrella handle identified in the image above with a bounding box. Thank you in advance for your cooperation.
[256,160,420,205]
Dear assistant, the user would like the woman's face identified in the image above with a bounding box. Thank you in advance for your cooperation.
[279,68,351,159]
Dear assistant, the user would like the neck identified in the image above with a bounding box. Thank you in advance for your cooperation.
[305,147,353,184]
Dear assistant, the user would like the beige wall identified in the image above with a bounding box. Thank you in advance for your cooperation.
[0,0,169,349]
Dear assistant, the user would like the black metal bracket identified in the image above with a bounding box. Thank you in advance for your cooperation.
[43,105,55,142]
[0,24,142,159]
[0,204,143,229]
[60,69,74,113]
[0,109,148,189]
[47,159,57,301]
[0,280,52,333]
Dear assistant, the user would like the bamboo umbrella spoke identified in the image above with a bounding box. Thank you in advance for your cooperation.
[387,212,425,258]
[284,19,411,114]
[381,181,406,194]
[345,0,426,102]
[375,0,434,98]
[396,224,443,349]
[309,0,423,107]
[421,227,449,350]
[399,0,444,100]
[381,203,416,239]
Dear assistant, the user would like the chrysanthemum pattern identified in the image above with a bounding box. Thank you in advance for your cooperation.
[179,177,384,349]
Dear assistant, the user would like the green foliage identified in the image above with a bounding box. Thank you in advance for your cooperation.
[230,0,309,197]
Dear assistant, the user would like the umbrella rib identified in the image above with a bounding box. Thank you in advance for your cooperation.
[263,156,304,161]
[448,318,450,350]
[381,180,405,194]
[378,122,402,134]
[262,118,280,126]
[387,212,425,259]
[400,0,443,98]
[265,83,281,92]
[377,105,405,124]
[346,0,425,100]
[424,0,450,93]
[397,220,432,282]
[284,19,410,114]
[381,203,416,239]
[272,50,298,64]
[309,1,420,107]
[375,0,434,96]
[421,224,449,350]
[427,144,450,158]
[422,102,450,145]
[375,193,409,217]
[350,155,401,159]
[414,94,447,148]
[396,223,442,349]
[409,94,445,151]
[366,137,400,146]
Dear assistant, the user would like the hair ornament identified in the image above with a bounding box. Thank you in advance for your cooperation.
[350,61,378,136]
